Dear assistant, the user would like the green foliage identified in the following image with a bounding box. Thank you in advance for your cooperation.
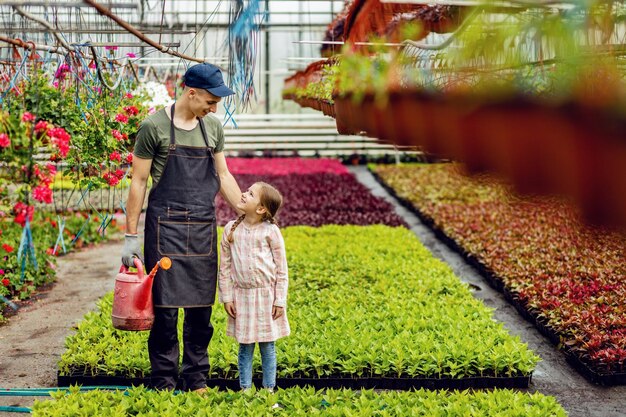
[32,386,568,417]
[335,51,396,103]
[295,65,338,102]
[59,225,539,380]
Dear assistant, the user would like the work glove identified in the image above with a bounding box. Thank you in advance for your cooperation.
[121,234,144,267]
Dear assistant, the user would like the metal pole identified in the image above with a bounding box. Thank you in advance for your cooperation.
[264,0,270,114]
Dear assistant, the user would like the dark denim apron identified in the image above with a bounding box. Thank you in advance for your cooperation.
[144,104,220,307]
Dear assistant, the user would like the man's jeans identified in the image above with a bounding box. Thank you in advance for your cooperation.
[238,342,276,389]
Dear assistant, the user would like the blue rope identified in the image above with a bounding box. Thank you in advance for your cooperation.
[97,213,114,237]
[226,0,267,111]
[70,214,91,245]
[75,182,93,208]
[52,215,67,255]
[17,219,38,283]
[0,53,30,103]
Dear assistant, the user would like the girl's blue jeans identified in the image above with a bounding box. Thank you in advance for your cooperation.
[238,341,276,389]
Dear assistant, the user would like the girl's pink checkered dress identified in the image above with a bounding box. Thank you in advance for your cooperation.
[218,220,290,344]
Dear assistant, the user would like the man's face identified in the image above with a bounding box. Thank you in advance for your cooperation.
[189,88,221,117]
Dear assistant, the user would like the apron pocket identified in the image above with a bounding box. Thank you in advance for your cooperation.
[158,217,214,257]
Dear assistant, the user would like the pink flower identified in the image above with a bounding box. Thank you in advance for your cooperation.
[88,62,97,69]
[48,127,71,158]
[54,63,70,80]
[0,133,10,148]
[105,46,118,51]
[22,112,35,122]
[126,52,137,58]
[125,93,133,99]
[111,129,124,141]
[109,151,122,163]
[46,163,57,177]
[0,269,4,275]
[115,113,129,123]
[32,185,53,204]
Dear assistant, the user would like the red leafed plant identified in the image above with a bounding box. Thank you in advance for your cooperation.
[374,163,626,375]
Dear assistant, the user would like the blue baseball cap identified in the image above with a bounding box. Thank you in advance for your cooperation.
[183,63,234,97]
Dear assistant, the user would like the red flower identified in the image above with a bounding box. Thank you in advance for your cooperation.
[125,153,133,164]
[115,113,129,124]
[0,133,10,148]
[109,151,122,163]
[125,93,133,99]
[13,202,34,227]
[32,185,53,204]
[2,243,14,253]
[124,106,139,116]
[35,120,49,133]
[1,278,9,287]
[103,172,120,187]
[22,112,35,122]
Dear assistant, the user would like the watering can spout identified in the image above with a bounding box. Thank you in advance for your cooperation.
[139,257,172,309]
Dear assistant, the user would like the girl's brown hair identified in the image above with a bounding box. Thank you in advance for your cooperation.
[227,182,283,243]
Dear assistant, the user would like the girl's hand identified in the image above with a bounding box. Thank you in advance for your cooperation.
[272,306,284,320]
[224,302,236,319]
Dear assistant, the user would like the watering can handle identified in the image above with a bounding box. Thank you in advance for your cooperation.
[118,257,144,279]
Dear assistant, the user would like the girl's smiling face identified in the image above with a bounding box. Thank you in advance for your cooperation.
[237,183,263,213]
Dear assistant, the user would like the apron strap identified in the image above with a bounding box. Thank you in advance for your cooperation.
[197,116,212,150]
[169,103,213,150]
[169,103,176,147]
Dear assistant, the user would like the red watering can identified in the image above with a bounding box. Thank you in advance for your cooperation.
[111,257,171,331]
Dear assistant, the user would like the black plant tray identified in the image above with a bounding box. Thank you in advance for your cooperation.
[57,370,530,390]
[370,168,626,386]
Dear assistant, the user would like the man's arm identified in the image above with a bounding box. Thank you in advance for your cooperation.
[214,152,243,214]
[125,156,152,235]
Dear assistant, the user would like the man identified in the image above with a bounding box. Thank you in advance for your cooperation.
[121,63,241,392]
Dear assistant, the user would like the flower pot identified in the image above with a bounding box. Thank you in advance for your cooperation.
[334,95,363,135]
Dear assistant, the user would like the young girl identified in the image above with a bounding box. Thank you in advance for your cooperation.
[218,181,290,391]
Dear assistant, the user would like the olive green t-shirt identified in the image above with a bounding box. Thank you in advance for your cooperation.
[133,108,225,186]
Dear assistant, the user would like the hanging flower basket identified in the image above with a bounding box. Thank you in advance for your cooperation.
[333,94,365,135]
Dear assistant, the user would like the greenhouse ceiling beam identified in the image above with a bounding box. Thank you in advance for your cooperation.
[82,0,210,65]
[0,1,136,8]
[12,5,74,51]
[0,27,195,34]
[380,0,576,8]
[0,34,65,54]
[0,22,327,32]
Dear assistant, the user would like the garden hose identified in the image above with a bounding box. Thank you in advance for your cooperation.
[0,386,134,396]
[0,405,31,413]
[0,386,143,414]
